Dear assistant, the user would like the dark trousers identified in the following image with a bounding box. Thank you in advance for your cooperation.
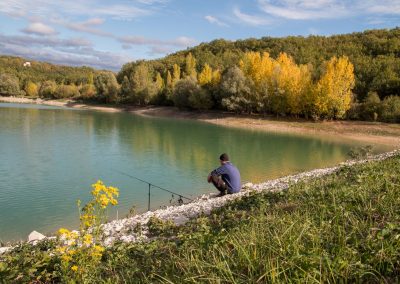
[210,175,228,194]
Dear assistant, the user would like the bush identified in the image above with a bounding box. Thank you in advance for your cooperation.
[24,81,38,97]
[360,92,381,121]
[79,84,96,99]
[172,77,200,109]
[54,84,80,99]
[0,73,20,96]
[94,72,119,103]
[380,95,400,122]
[39,80,57,98]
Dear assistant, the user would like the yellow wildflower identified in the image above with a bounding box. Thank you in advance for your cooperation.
[61,254,72,262]
[58,228,70,236]
[83,234,93,246]
[71,265,78,272]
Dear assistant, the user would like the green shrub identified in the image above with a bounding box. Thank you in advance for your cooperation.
[38,80,57,98]
[54,84,80,99]
[0,73,20,96]
[380,95,400,122]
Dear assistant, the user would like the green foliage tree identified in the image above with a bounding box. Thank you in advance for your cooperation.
[173,77,212,109]
[54,84,80,99]
[220,66,252,113]
[94,72,119,103]
[380,96,400,122]
[39,81,57,98]
[0,73,20,96]
[129,64,158,105]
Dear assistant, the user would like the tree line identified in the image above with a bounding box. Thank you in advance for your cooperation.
[0,28,399,122]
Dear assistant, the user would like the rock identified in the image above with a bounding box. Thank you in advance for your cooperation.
[0,247,12,254]
[28,231,46,242]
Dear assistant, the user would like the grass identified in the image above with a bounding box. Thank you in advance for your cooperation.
[1,154,400,283]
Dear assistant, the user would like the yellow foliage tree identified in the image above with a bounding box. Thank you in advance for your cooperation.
[198,64,213,86]
[172,64,181,86]
[239,52,275,111]
[185,53,197,79]
[272,53,312,115]
[211,70,221,86]
[166,70,173,89]
[155,72,164,91]
[25,81,38,97]
[314,56,355,118]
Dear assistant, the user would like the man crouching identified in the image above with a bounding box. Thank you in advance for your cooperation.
[207,153,241,197]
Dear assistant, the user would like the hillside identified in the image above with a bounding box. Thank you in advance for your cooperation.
[0,55,99,86]
[119,28,400,101]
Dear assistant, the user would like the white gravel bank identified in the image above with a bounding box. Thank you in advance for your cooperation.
[100,149,399,246]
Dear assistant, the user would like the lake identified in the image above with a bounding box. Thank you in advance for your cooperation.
[0,103,391,242]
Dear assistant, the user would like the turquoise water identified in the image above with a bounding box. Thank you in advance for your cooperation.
[0,103,390,242]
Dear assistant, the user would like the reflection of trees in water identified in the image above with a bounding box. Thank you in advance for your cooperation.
[12,107,353,184]
[81,112,352,182]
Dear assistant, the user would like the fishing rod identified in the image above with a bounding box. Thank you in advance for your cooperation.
[113,169,194,210]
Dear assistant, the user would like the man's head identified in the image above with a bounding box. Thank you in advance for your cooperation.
[219,153,229,164]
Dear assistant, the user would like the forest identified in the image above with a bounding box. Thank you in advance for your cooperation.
[0,28,399,121]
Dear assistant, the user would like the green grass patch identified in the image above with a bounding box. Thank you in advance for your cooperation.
[1,155,400,283]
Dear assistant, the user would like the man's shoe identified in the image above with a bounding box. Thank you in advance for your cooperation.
[216,192,226,197]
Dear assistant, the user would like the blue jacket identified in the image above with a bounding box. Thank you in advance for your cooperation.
[211,162,241,193]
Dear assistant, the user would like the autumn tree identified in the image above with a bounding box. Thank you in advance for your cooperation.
[24,81,38,97]
[313,56,355,118]
[185,53,197,79]
[172,64,181,86]
[271,53,312,116]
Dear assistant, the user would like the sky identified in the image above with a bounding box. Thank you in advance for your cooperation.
[0,0,399,71]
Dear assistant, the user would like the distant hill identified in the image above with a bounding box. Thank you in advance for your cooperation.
[0,55,101,86]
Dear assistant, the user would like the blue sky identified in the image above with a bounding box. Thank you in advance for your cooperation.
[0,0,399,70]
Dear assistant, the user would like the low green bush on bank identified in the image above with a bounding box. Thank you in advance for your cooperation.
[1,155,399,283]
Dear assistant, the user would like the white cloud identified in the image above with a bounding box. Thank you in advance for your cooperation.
[0,0,158,20]
[256,0,400,21]
[233,7,271,26]
[119,35,197,47]
[22,22,57,36]
[362,0,400,15]
[257,0,349,20]
[205,15,229,27]
[0,33,129,70]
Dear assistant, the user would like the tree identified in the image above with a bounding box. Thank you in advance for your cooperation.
[130,64,158,105]
[173,77,212,109]
[314,56,355,119]
[271,53,312,116]
[172,64,181,86]
[198,64,213,86]
[185,53,197,79]
[39,81,57,98]
[220,66,252,113]
[94,72,119,103]
[24,81,38,97]
[0,73,20,96]
[120,75,132,99]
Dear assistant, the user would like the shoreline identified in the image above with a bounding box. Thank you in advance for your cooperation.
[1,96,399,147]
[1,149,398,252]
